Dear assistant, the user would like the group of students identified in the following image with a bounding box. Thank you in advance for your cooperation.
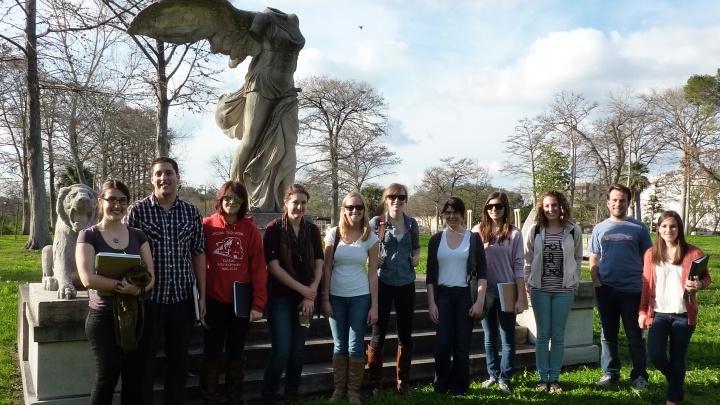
[74,157,711,405]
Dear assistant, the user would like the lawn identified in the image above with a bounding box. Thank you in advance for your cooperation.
[0,234,718,404]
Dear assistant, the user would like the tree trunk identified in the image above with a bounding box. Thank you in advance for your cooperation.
[155,41,170,157]
[68,95,87,185]
[330,131,339,226]
[47,129,57,230]
[24,0,51,249]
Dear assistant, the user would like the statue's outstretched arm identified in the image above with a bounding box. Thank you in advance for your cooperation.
[127,0,261,67]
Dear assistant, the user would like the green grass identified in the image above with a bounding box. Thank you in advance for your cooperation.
[1,234,719,404]
[0,236,41,405]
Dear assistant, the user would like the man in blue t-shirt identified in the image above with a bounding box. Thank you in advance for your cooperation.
[590,184,652,392]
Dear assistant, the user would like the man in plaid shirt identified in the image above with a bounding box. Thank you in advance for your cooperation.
[127,157,206,404]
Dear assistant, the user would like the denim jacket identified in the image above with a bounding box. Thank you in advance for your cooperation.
[369,213,420,286]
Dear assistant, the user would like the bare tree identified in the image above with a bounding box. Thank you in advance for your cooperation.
[502,117,546,202]
[542,91,598,205]
[104,0,222,157]
[209,152,233,185]
[415,157,482,231]
[645,88,720,230]
[297,76,389,225]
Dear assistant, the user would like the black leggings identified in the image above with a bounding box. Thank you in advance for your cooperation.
[369,281,415,349]
[85,308,143,405]
[203,297,251,362]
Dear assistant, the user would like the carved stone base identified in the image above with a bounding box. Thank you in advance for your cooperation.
[18,283,95,404]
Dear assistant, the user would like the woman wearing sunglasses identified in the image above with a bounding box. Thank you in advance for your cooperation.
[321,192,379,404]
[261,184,324,403]
[366,183,420,396]
[201,181,267,405]
[474,191,527,395]
[524,190,582,393]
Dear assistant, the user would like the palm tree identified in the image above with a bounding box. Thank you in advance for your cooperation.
[622,161,651,220]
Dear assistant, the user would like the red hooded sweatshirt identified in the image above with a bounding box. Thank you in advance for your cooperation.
[203,213,267,312]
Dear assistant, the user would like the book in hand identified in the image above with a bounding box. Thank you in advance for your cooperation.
[689,255,709,279]
[94,252,142,280]
[233,282,253,319]
[497,282,517,313]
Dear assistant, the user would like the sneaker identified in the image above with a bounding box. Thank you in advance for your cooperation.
[481,377,498,388]
[632,376,649,392]
[535,382,549,392]
[548,382,563,394]
[596,374,619,388]
[498,380,512,394]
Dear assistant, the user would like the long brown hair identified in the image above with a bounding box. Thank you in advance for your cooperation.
[279,184,315,285]
[652,211,688,265]
[480,191,513,243]
[338,191,370,241]
[533,190,572,227]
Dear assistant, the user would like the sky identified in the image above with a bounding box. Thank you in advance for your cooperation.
[172,0,720,194]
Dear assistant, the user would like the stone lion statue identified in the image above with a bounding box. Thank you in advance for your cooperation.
[42,184,99,299]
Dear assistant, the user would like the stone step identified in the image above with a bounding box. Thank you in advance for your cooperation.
[155,324,530,375]
[153,347,539,403]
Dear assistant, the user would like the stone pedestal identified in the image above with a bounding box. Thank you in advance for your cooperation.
[18,283,96,405]
[516,280,599,366]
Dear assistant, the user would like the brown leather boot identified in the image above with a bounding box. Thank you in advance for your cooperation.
[347,356,366,404]
[366,345,384,397]
[396,345,412,395]
[329,354,348,403]
[225,360,244,405]
[200,360,222,405]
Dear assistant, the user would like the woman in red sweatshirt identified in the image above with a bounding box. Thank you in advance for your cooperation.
[638,210,711,405]
[201,181,267,405]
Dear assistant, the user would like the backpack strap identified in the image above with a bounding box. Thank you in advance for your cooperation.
[376,214,387,242]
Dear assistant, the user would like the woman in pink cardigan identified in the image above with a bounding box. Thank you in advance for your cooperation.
[638,211,711,405]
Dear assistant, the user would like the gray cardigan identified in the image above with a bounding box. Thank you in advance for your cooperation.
[524,223,582,289]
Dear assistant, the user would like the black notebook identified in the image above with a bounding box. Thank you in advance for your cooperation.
[689,255,709,279]
[233,282,253,319]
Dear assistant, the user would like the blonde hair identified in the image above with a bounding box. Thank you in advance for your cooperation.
[338,191,370,241]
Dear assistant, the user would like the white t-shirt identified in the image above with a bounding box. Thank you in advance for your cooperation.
[437,229,470,287]
[654,261,687,314]
[325,227,379,297]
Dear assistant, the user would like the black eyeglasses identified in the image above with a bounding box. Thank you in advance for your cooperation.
[102,197,129,206]
[386,194,407,202]
[221,195,243,204]
[486,203,504,211]
[345,205,364,211]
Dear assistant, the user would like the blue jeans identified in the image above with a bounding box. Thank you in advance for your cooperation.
[595,285,648,380]
[433,286,473,395]
[530,289,573,382]
[328,294,371,358]
[262,296,310,394]
[648,312,695,402]
[481,289,517,382]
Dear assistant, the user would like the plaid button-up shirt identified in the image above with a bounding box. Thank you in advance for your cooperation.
[127,194,205,304]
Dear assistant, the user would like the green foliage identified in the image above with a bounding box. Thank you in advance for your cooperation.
[533,145,570,196]
[57,164,95,188]
[684,69,720,108]
[361,183,385,218]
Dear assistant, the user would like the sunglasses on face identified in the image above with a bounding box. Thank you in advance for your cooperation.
[486,203,504,211]
[386,194,407,202]
[345,205,364,212]
[221,195,243,204]
[102,197,129,206]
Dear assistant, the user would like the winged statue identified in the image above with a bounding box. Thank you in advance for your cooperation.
[129,0,305,212]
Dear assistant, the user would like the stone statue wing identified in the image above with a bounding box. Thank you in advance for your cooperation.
[127,0,260,67]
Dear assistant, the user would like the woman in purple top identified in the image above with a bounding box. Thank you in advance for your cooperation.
[76,180,155,405]
[474,191,527,394]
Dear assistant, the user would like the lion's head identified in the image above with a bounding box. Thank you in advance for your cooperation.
[57,184,99,233]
